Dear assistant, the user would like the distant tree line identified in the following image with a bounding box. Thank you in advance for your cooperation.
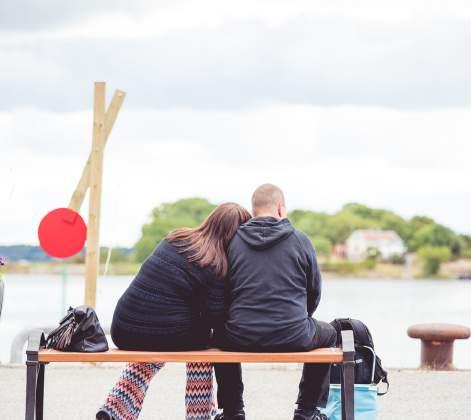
[0,245,52,262]
[134,199,471,275]
[289,203,465,256]
[4,199,469,278]
[134,198,216,262]
[0,245,133,264]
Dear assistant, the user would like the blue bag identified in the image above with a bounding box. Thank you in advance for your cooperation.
[321,384,378,420]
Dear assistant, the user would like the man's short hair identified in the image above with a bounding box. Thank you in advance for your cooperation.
[251,184,285,215]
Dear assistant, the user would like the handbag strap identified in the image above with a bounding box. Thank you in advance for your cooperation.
[46,315,76,349]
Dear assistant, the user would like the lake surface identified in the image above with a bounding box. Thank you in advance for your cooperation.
[1,274,470,367]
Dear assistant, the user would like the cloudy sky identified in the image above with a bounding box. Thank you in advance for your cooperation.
[1,0,471,246]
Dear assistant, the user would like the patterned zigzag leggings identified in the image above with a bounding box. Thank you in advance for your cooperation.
[100,362,216,420]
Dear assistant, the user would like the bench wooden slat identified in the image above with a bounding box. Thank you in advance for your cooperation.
[38,347,343,363]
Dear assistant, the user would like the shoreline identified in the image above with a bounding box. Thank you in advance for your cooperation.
[3,261,470,280]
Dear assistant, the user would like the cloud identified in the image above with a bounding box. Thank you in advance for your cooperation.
[1,104,470,245]
[0,0,163,30]
[1,14,471,111]
[2,1,471,32]
[2,2,471,245]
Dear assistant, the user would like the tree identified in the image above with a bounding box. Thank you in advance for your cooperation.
[459,235,471,258]
[342,203,411,240]
[134,198,216,262]
[409,216,435,233]
[133,198,467,265]
[327,210,375,243]
[310,236,332,256]
[99,247,133,264]
[363,247,380,269]
[409,224,461,255]
[417,246,451,276]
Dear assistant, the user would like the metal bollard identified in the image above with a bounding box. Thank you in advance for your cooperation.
[408,323,470,370]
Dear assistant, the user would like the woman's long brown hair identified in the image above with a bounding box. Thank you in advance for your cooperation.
[166,203,251,276]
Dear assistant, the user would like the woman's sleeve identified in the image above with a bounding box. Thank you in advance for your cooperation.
[204,272,227,336]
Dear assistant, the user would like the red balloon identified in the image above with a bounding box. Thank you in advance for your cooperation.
[38,208,87,258]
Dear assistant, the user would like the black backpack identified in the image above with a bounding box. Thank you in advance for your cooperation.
[330,318,389,395]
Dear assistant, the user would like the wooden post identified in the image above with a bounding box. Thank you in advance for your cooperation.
[69,90,126,213]
[84,82,106,308]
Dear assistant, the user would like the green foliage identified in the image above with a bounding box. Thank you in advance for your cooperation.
[289,203,412,248]
[364,247,380,269]
[459,235,471,258]
[388,254,406,265]
[289,203,463,260]
[327,210,375,243]
[99,247,134,264]
[409,224,461,255]
[340,203,411,240]
[289,210,330,239]
[321,258,378,274]
[366,247,381,260]
[134,198,216,262]
[321,260,359,275]
[417,246,451,276]
[362,257,377,270]
[311,236,332,256]
[133,197,466,266]
[409,216,435,233]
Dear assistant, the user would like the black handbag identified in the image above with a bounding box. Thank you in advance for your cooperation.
[46,305,109,352]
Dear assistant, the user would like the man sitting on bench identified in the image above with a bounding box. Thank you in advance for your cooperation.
[214,184,337,420]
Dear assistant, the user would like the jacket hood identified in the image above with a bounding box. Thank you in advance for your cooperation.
[237,217,294,249]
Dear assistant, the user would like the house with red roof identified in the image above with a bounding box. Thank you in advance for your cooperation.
[345,229,407,261]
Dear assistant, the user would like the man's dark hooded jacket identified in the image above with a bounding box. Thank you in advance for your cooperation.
[223,216,321,351]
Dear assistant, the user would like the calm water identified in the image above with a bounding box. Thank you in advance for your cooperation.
[1,274,470,367]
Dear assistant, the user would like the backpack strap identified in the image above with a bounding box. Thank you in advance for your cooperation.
[330,318,389,395]
[330,318,353,347]
[349,319,374,348]
[358,345,376,383]
[377,373,390,396]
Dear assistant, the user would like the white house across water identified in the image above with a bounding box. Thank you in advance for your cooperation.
[345,229,407,261]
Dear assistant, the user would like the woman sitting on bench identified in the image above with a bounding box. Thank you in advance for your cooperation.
[96,203,251,420]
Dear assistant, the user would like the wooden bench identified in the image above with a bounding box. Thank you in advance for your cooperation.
[25,330,355,420]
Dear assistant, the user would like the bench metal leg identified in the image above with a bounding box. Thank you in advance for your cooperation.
[36,363,45,420]
[25,330,45,420]
[25,360,38,420]
[341,358,355,420]
[340,330,355,420]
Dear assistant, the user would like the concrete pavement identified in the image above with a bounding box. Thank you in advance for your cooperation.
[1,364,470,419]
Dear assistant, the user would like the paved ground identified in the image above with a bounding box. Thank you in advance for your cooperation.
[1,364,470,420]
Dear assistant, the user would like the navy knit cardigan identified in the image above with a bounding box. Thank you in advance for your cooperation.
[111,239,225,351]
